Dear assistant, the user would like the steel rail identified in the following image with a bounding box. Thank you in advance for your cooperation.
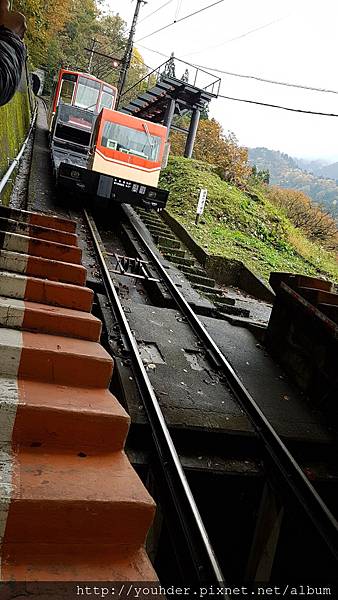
[83,209,228,589]
[0,104,38,199]
[121,204,338,563]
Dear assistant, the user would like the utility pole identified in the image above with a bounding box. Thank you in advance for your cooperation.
[117,0,146,106]
[88,38,97,74]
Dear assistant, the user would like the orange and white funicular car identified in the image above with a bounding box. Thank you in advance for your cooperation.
[57,107,169,208]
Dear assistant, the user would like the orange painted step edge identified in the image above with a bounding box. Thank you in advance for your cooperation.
[25,255,87,286]
[27,224,78,247]
[19,332,113,387]
[1,544,158,581]
[14,381,130,452]
[29,213,77,234]
[5,451,155,546]
[25,278,93,312]
[22,301,102,341]
[26,237,82,265]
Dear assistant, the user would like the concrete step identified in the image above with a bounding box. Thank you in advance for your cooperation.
[192,283,223,294]
[3,379,129,452]
[141,215,169,227]
[159,247,186,258]
[0,271,94,312]
[0,207,158,583]
[3,449,155,547]
[0,230,82,264]
[154,235,181,250]
[139,215,165,227]
[186,272,216,287]
[148,226,176,240]
[0,249,87,286]
[0,216,78,247]
[2,545,157,581]
[0,205,77,234]
[203,292,236,306]
[214,302,250,318]
[179,264,207,277]
[0,297,102,341]
[162,254,195,267]
[0,328,113,387]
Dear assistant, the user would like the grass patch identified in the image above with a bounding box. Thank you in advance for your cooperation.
[160,156,338,283]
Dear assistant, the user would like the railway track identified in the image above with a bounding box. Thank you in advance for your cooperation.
[83,205,338,584]
[2,98,337,586]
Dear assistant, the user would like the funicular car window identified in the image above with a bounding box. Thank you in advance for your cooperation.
[99,91,114,111]
[75,77,100,111]
[59,79,75,104]
[101,122,161,161]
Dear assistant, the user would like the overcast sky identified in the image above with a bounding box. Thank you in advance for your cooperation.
[105,0,338,163]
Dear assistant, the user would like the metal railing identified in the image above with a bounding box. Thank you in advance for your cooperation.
[0,104,38,200]
[120,56,221,105]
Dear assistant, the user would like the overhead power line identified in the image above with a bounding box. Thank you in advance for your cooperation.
[182,14,289,57]
[174,0,183,20]
[197,66,338,95]
[136,0,225,43]
[139,0,175,24]
[131,52,157,72]
[137,44,169,58]
[218,94,338,117]
[136,44,338,96]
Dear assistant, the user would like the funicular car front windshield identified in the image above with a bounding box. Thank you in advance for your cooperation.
[99,85,115,111]
[75,76,100,111]
[101,121,161,162]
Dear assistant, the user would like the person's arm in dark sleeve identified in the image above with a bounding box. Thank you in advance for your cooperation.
[0,0,27,107]
[0,25,26,107]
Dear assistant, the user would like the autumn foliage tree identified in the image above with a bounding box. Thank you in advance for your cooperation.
[14,0,74,66]
[266,186,338,250]
[170,117,251,188]
[13,0,148,92]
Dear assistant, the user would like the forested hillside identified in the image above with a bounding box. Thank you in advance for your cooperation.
[297,158,338,180]
[160,157,338,283]
[14,0,147,93]
[248,147,338,221]
[315,162,338,180]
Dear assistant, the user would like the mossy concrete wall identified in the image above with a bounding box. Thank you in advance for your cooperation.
[163,209,275,303]
[0,72,32,205]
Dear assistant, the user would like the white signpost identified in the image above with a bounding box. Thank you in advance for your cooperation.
[195,188,208,225]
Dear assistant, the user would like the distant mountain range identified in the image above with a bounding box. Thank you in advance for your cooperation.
[296,158,338,180]
[248,147,338,221]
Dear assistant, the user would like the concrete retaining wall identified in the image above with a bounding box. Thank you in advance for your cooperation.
[0,71,32,205]
[163,209,275,303]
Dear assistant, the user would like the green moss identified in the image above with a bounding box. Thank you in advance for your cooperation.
[160,156,338,283]
[0,90,31,205]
